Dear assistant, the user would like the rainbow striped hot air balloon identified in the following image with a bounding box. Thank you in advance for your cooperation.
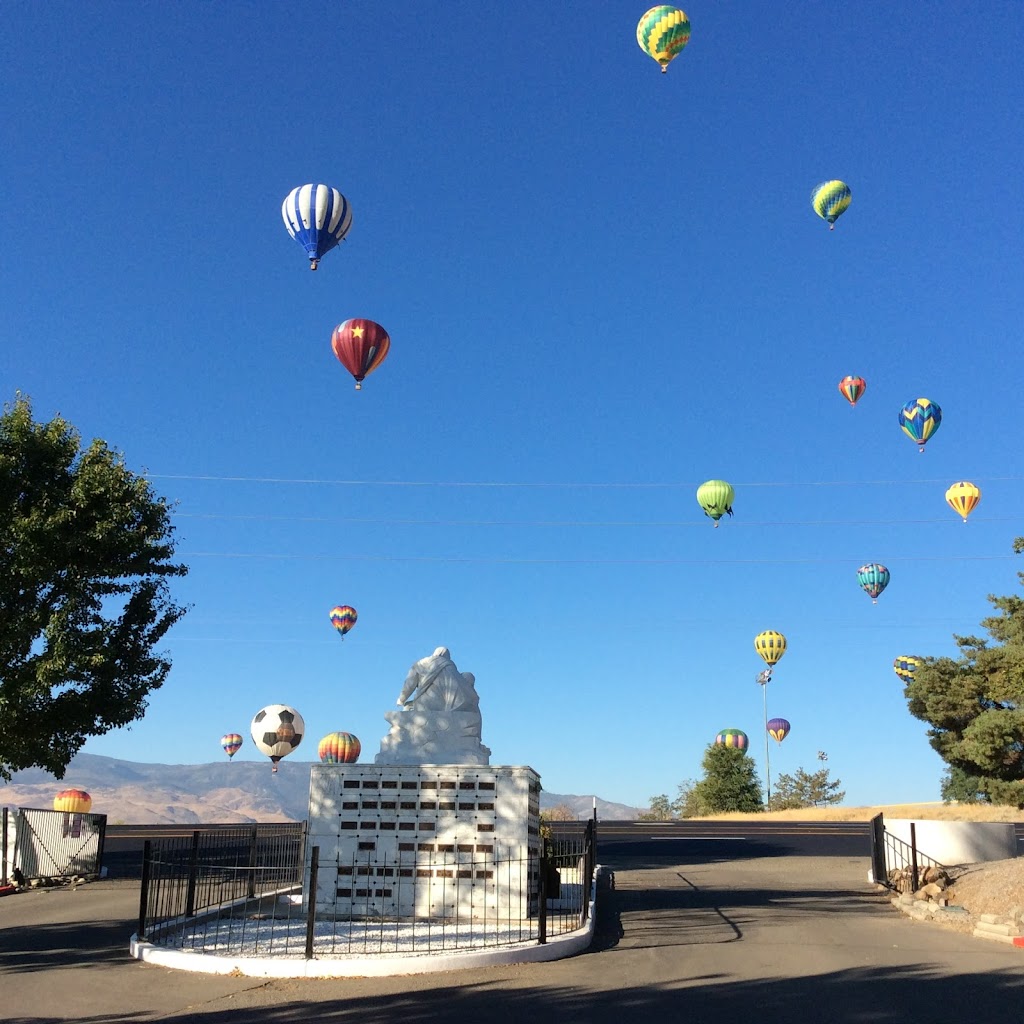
[946,481,981,523]
[221,733,243,759]
[838,375,866,407]
[811,180,852,229]
[766,718,791,743]
[857,563,890,604]
[54,789,92,813]
[898,398,942,452]
[329,605,358,638]
[636,6,691,73]
[893,655,920,685]
[715,729,748,750]
[318,731,361,764]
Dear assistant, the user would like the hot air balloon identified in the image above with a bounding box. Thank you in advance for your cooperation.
[251,704,305,773]
[715,729,748,750]
[53,789,91,813]
[331,319,390,390]
[754,630,787,670]
[696,479,734,527]
[857,563,890,604]
[893,655,920,685]
[946,481,981,522]
[898,398,942,452]
[766,718,791,743]
[811,180,851,229]
[318,731,361,764]
[221,733,243,759]
[636,6,690,73]
[329,605,358,639]
[838,375,866,407]
[281,184,352,270]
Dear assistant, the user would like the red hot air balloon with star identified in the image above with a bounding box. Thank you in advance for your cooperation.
[331,319,390,390]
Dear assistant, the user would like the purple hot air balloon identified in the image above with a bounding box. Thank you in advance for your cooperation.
[766,718,791,743]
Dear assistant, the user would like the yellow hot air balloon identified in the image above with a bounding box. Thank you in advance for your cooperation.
[755,630,787,667]
[53,789,92,813]
[945,481,981,522]
[636,6,691,73]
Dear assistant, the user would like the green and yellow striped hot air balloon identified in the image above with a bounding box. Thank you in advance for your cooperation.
[637,6,691,73]
[811,180,852,230]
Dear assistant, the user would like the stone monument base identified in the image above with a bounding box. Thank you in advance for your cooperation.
[307,764,541,920]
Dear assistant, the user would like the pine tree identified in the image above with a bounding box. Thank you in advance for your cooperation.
[691,743,763,813]
[770,752,845,809]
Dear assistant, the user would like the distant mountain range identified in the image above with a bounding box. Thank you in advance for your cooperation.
[0,754,642,824]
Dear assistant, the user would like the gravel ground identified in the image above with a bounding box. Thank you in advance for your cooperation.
[925,858,1024,933]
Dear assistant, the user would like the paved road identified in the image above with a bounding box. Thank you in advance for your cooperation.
[6,839,1024,1023]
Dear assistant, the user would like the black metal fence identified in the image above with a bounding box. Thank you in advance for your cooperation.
[138,819,596,958]
[869,813,944,892]
[139,823,307,942]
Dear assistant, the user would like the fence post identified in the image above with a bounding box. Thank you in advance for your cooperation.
[247,825,259,899]
[138,840,152,940]
[1,807,7,887]
[538,844,548,944]
[909,822,920,893]
[581,819,594,926]
[305,845,319,960]
[184,831,201,918]
[869,813,887,885]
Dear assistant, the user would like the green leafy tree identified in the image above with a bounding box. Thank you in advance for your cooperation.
[940,765,988,804]
[770,751,845,809]
[637,794,674,821]
[672,778,705,819]
[0,395,188,779]
[691,743,763,813]
[905,538,1024,807]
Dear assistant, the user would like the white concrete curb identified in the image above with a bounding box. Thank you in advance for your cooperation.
[130,867,601,978]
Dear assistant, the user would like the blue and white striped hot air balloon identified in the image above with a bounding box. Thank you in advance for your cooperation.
[281,184,352,270]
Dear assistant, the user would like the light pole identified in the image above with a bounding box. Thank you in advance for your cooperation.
[756,669,772,807]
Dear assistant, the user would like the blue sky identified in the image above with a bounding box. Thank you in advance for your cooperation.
[3,2,1023,809]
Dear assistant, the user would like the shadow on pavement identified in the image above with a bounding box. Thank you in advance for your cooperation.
[19,963,1024,1024]
[0,916,137,974]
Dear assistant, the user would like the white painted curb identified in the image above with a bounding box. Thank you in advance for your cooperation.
[130,869,601,978]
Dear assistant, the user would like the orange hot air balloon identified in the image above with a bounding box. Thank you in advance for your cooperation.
[331,319,390,390]
[838,375,866,407]
[318,731,361,763]
[54,789,92,813]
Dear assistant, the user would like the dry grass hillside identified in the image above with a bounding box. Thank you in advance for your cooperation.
[694,803,1024,822]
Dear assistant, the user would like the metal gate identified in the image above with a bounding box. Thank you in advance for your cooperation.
[13,807,107,880]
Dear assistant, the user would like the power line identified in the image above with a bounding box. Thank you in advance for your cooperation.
[151,472,1024,490]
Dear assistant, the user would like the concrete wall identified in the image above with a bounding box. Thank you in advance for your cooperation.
[886,819,1017,866]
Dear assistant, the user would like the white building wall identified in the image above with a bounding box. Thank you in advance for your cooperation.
[307,764,541,919]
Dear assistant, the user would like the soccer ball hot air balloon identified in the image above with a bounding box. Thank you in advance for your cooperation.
[54,789,91,813]
[282,184,352,270]
[857,563,890,604]
[251,704,305,773]
[329,605,358,639]
[715,729,748,750]
[811,180,851,230]
[319,731,361,764]
[894,655,920,685]
[754,630,787,672]
[838,375,866,407]
[946,481,981,523]
[331,319,390,390]
[766,718,791,743]
[221,733,243,759]
[696,479,734,527]
[636,6,691,73]
[898,398,942,452]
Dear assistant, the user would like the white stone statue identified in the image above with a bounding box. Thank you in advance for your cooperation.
[375,647,491,765]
